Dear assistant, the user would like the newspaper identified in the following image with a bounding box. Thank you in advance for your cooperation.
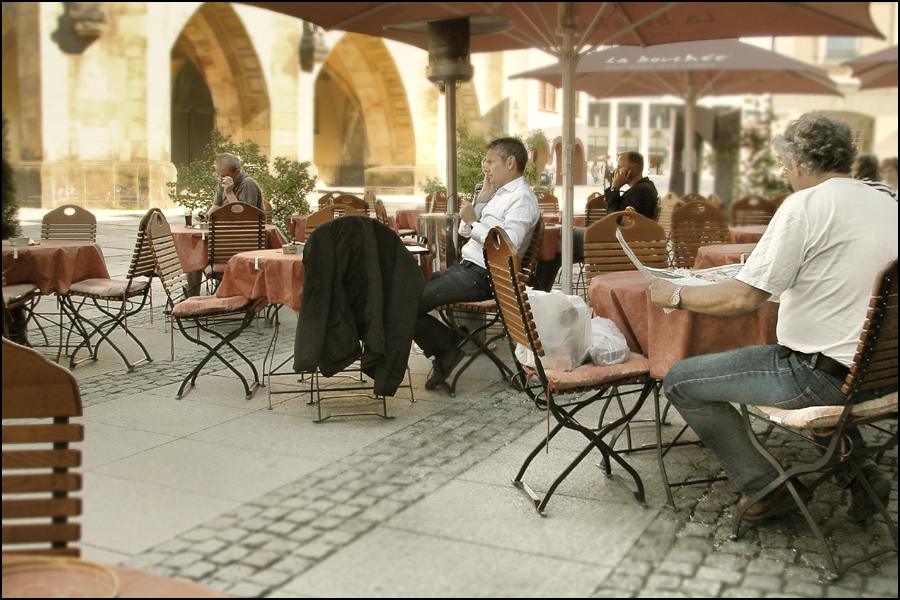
[615,229,744,311]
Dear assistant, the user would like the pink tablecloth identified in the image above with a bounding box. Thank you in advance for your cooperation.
[728,225,767,244]
[693,243,757,270]
[588,271,778,379]
[215,249,305,311]
[2,240,110,295]
[170,224,288,273]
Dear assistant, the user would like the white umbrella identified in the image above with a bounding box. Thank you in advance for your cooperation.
[239,2,883,292]
[510,39,841,193]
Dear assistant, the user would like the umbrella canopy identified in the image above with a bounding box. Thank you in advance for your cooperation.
[239,2,883,293]
[844,45,898,90]
[510,39,841,193]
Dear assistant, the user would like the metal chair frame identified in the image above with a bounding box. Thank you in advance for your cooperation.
[732,259,898,582]
[433,221,544,397]
[59,208,160,372]
[483,227,656,516]
[147,211,265,400]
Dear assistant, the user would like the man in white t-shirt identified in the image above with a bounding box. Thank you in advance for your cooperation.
[415,138,540,390]
[649,114,898,523]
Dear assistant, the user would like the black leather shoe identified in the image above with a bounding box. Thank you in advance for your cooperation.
[737,482,807,523]
[425,345,465,390]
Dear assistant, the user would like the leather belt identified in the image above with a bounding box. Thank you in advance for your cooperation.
[460,260,488,276]
[777,345,850,382]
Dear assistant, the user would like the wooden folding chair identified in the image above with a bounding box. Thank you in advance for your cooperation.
[732,259,898,582]
[333,194,369,216]
[2,273,44,347]
[482,227,656,516]
[656,192,681,237]
[303,204,366,242]
[426,190,448,213]
[317,191,344,209]
[668,201,730,268]
[206,203,265,289]
[535,191,560,218]
[2,338,84,557]
[60,208,160,371]
[146,211,266,400]
[582,211,668,297]
[433,221,544,397]
[584,193,607,227]
[41,205,97,242]
[730,195,777,226]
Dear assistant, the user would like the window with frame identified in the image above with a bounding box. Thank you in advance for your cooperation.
[825,37,857,61]
[538,81,557,112]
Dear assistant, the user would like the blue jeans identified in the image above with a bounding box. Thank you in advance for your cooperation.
[664,345,893,496]
[413,261,493,359]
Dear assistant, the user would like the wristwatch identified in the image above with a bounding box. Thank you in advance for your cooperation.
[670,285,685,309]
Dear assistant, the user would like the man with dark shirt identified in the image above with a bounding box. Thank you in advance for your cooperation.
[534,151,658,290]
[605,151,659,218]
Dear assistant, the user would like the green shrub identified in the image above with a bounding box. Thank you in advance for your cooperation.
[167,130,316,240]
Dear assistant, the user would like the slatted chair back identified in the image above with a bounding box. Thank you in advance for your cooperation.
[2,338,84,557]
[584,193,607,226]
[535,191,560,217]
[146,211,190,305]
[518,220,545,286]
[483,230,535,357]
[426,190,448,213]
[843,259,898,397]
[731,195,777,226]
[41,205,97,242]
[679,193,708,204]
[583,211,669,283]
[669,201,730,269]
[318,191,344,209]
[263,199,273,224]
[657,192,681,236]
[304,205,366,242]
[126,207,163,281]
[374,198,390,227]
[207,203,265,279]
[771,193,789,209]
[333,194,369,216]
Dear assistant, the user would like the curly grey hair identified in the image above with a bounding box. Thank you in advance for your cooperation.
[774,113,857,175]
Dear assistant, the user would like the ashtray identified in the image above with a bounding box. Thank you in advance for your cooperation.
[283,243,304,255]
[9,237,36,246]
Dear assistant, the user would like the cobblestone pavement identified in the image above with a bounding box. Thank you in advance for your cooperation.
[12,208,897,597]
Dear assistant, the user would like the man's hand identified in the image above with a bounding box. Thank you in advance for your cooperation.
[475,176,496,205]
[612,165,630,189]
[459,199,477,226]
[649,278,678,308]
[221,176,235,195]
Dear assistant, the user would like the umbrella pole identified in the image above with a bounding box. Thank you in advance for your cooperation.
[559,15,578,294]
[684,73,697,194]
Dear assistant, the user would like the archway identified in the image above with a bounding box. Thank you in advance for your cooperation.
[551,138,587,185]
[315,33,416,192]
[171,2,271,157]
[171,60,214,168]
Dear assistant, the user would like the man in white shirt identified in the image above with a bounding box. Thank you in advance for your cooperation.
[649,114,898,523]
[416,138,540,389]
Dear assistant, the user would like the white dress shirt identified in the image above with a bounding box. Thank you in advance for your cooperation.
[458,176,539,268]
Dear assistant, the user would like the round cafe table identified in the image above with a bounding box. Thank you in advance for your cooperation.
[1,240,110,295]
[215,249,305,311]
[588,270,778,379]
[693,243,757,270]
[728,225,767,244]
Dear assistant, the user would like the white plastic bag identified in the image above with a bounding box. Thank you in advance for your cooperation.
[589,317,629,366]
[515,289,592,371]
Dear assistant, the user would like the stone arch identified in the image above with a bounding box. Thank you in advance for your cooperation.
[315,33,416,193]
[171,2,270,155]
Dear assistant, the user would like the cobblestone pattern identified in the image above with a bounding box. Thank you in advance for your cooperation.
[122,383,545,597]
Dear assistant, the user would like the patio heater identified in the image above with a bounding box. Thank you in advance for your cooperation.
[388,15,512,271]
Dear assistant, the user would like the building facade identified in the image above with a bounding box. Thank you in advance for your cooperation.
[2,2,897,209]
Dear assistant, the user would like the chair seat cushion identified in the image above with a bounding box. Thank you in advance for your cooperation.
[439,299,498,312]
[3,283,39,303]
[527,352,650,392]
[172,294,251,318]
[757,391,898,433]
[69,278,149,297]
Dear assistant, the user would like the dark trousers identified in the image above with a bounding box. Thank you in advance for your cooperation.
[533,227,586,292]
[413,261,493,358]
